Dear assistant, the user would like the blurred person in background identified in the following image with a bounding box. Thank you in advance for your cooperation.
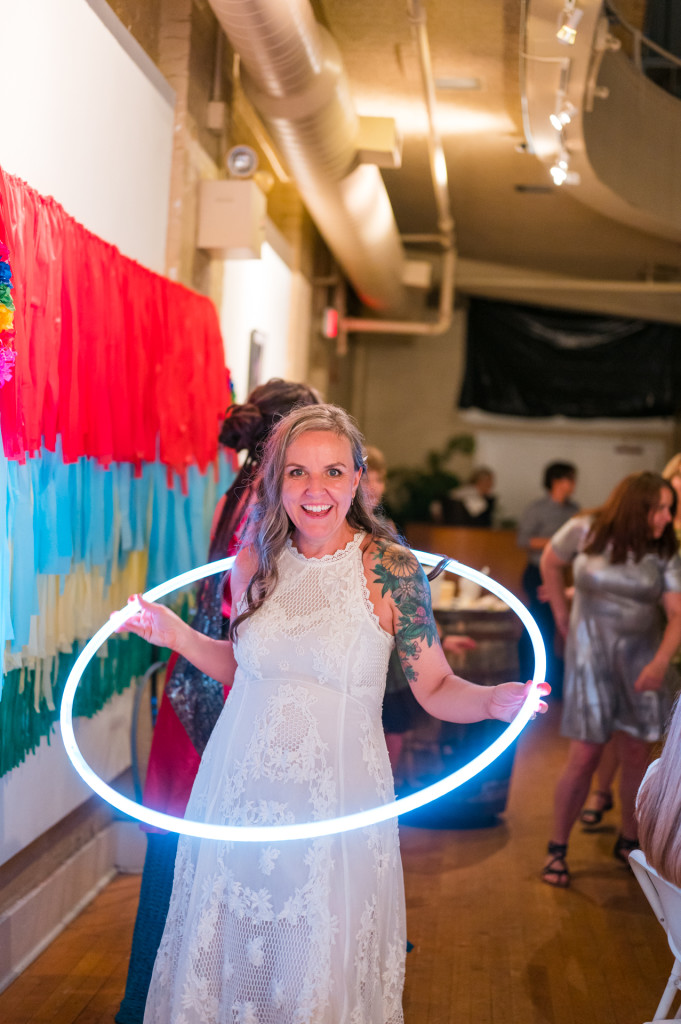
[539,472,681,887]
[517,461,579,698]
[442,466,496,528]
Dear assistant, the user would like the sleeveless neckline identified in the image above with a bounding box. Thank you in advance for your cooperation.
[286,530,364,563]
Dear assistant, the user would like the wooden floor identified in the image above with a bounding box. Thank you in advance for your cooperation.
[0,707,674,1024]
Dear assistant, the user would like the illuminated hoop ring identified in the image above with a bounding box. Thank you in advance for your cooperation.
[60,550,546,843]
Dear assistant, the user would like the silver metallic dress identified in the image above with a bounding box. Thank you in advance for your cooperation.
[551,516,681,743]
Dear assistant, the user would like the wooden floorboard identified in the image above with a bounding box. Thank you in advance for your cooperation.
[0,706,673,1023]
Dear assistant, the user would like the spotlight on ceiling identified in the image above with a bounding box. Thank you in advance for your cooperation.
[226,145,259,179]
[550,161,568,186]
[549,101,578,131]
[549,148,570,185]
[549,149,580,187]
[556,3,583,45]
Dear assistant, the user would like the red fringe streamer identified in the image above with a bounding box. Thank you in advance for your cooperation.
[0,166,229,475]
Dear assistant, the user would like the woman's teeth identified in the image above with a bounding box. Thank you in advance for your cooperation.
[302,504,332,513]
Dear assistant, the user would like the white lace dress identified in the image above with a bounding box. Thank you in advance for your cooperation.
[144,532,406,1024]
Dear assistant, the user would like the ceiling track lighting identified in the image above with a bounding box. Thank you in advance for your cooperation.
[556,2,583,45]
[549,99,578,131]
[549,149,580,187]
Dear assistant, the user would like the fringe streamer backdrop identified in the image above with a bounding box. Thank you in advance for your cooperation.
[0,165,236,776]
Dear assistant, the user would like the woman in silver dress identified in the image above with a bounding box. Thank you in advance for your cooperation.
[540,471,681,888]
[121,403,548,1023]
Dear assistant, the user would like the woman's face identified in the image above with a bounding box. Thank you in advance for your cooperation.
[282,430,362,552]
[648,486,674,539]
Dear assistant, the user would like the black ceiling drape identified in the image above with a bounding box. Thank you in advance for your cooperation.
[459,298,681,418]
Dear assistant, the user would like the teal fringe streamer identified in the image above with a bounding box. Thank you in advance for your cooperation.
[1,632,158,777]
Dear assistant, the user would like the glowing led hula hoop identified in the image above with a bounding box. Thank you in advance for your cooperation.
[60,550,546,843]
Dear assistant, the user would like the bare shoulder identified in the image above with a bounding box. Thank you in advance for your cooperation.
[362,537,422,592]
[230,545,258,600]
[364,537,439,683]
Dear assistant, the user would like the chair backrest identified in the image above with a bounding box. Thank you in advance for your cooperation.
[630,849,681,962]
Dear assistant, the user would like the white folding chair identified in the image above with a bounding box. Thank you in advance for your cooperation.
[630,849,681,1020]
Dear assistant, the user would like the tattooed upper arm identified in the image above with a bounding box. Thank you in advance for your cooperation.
[370,541,439,683]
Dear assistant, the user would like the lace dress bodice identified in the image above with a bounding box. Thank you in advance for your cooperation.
[144,532,406,1024]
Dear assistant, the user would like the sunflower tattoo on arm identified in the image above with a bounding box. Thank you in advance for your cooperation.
[371,541,439,683]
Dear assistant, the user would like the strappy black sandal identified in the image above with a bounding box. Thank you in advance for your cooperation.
[613,834,639,865]
[579,790,614,827]
[541,841,570,888]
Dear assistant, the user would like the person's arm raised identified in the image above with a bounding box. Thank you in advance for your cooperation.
[117,547,255,687]
[368,541,548,725]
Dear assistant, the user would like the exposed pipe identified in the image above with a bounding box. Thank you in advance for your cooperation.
[341,0,457,337]
[408,0,455,239]
[206,0,407,313]
[341,245,455,336]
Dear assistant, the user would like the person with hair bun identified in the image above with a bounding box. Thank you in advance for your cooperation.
[121,403,547,1024]
[115,379,320,1024]
[540,471,681,888]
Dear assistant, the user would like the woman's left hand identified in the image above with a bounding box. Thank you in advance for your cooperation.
[633,659,667,692]
[488,680,551,723]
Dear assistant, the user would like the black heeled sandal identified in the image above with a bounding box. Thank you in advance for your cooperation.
[579,790,614,827]
[613,834,639,865]
[541,841,570,888]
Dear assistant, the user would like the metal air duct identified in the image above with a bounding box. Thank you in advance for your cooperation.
[206,0,407,313]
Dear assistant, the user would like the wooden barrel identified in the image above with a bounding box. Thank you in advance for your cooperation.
[398,607,523,828]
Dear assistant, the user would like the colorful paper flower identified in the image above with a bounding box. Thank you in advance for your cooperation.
[0,242,16,387]
[0,347,16,384]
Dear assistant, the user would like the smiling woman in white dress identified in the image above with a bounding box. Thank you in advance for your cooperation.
[121,403,547,1024]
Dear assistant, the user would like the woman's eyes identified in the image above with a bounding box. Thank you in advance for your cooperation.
[287,467,344,478]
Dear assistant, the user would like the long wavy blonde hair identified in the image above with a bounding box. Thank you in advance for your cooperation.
[229,404,399,639]
[637,694,681,886]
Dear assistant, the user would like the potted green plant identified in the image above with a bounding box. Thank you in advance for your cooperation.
[384,433,475,530]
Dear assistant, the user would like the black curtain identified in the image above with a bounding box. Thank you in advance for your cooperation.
[459,298,681,419]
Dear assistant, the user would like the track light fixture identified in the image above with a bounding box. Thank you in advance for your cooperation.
[549,149,580,187]
[550,157,569,186]
[549,101,577,132]
[556,2,583,45]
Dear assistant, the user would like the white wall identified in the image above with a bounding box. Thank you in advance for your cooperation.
[0,688,135,866]
[469,414,672,524]
[0,0,175,860]
[220,235,312,402]
[353,306,675,520]
[1,0,174,271]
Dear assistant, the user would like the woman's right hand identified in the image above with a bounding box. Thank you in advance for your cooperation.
[115,594,185,650]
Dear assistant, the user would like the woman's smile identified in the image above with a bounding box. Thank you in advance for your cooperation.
[282,430,362,556]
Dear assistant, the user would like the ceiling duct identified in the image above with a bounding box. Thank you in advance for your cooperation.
[206,0,407,313]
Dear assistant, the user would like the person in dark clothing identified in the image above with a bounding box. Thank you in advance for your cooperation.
[517,462,578,699]
[442,467,496,528]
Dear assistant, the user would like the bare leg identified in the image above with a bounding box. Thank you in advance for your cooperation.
[551,740,604,844]
[580,738,619,821]
[595,738,619,795]
[614,730,652,843]
[543,739,603,886]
